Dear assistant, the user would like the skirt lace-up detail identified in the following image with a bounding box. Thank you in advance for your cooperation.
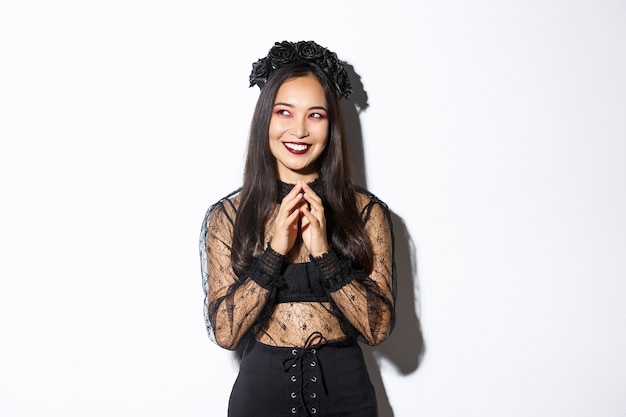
[283,332,327,416]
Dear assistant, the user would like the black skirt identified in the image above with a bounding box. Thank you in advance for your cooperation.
[228,340,378,417]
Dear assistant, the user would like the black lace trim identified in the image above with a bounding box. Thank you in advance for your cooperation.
[309,249,354,292]
[249,245,287,289]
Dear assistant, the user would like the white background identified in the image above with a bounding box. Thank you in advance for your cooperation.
[1,1,625,416]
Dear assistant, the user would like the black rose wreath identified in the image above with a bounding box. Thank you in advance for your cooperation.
[249,40,352,100]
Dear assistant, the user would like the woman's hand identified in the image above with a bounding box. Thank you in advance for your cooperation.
[299,181,329,257]
[270,182,306,255]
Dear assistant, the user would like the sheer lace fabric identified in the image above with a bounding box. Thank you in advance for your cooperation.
[199,186,396,350]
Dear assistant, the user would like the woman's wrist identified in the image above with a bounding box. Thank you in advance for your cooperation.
[249,244,287,290]
[310,248,353,291]
[260,243,287,274]
[309,244,329,258]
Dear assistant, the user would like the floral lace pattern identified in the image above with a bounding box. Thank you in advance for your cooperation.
[199,187,396,349]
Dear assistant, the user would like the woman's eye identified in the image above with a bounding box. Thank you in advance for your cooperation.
[309,112,326,119]
[276,109,290,116]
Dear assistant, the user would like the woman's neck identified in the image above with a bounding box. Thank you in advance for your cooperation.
[277,173,319,184]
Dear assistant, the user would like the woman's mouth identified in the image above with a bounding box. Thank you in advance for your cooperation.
[284,142,310,154]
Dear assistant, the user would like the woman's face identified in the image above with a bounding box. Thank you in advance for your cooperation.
[269,74,329,183]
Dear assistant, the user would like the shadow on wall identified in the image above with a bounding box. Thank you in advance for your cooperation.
[342,63,426,417]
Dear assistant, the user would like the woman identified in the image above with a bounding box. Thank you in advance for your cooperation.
[200,40,396,417]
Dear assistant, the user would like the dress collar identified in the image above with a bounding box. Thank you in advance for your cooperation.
[277,178,322,202]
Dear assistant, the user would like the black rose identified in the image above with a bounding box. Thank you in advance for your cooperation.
[297,41,324,61]
[249,58,271,88]
[320,50,340,74]
[335,69,352,99]
[267,41,297,66]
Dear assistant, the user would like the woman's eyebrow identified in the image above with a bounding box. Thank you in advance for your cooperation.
[273,102,328,112]
[273,102,294,108]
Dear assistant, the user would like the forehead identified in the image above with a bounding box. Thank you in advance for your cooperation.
[275,75,327,106]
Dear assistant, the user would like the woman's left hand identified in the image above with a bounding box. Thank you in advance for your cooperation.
[299,181,329,257]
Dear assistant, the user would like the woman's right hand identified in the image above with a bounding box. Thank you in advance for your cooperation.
[269,182,305,255]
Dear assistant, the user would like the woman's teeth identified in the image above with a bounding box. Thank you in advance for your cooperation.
[285,143,309,152]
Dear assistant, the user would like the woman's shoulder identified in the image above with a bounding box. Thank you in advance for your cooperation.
[199,188,243,241]
[203,188,243,220]
[354,185,390,212]
[212,187,242,206]
[353,186,394,233]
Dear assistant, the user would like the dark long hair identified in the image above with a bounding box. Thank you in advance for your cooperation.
[231,60,373,276]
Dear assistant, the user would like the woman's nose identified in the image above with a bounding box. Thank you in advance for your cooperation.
[290,118,309,138]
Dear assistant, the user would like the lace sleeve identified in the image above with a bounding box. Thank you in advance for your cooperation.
[311,196,396,345]
[200,196,285,350]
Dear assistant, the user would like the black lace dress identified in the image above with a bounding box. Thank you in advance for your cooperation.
[200,181,396,417]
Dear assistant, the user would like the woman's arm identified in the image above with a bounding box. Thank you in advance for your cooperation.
[200,199,284,350]
[312,198,396,345]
